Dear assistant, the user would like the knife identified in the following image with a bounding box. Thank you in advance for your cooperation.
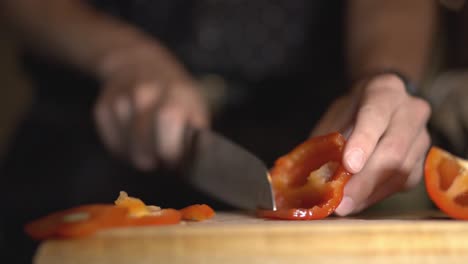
[181,128,276,211]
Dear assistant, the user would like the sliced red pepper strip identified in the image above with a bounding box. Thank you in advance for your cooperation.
[180,204,216,221]
[24,204,128,240]
[257,132,352,220]
[424,146,468,220]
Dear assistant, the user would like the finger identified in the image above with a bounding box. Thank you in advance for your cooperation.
[403,130,431,190]
[155,102,187,166]
[188,96,210,129]
[343,75,407,174]
[353,131,430,213]
[129,82,165,171]
[113,95,133,150]
[94,85,129,155]
[353,158,425,214]
[335,97,430,216]
[172,83,210,129]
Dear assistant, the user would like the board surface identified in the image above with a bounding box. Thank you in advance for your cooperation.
[34,210,468,264]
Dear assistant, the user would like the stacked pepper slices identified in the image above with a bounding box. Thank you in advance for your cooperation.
[25,191,215,240]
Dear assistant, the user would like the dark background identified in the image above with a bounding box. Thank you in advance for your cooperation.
[1,1,467,263]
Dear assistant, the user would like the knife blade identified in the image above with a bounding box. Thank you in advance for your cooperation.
[181,128,276,211]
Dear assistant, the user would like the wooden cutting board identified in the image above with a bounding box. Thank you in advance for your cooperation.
[34,210,468,264]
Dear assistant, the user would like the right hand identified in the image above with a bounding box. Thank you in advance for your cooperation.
[310,74,431,216]
[94,39,210,171]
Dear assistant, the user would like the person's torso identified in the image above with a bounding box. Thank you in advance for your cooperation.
[24,0,345,114]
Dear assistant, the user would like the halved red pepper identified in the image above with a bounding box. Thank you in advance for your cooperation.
[257,132,352,220]
[424,146,468,220]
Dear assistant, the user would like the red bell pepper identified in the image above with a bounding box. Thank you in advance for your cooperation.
[257,132,352,220]
[424,146,468,220]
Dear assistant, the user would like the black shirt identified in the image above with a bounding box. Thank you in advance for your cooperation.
[24,0,346,113]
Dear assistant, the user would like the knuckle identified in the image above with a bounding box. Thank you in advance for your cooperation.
[410,97,432,121]
[351,128,377,151]
[133,82,162,112]
[368,74,406,95]
[381,140,406,166]
[358,104,386,125]
[421,130,431,148]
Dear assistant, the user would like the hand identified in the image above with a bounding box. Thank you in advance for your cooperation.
[311,74,431,216]
[94,40,209,171]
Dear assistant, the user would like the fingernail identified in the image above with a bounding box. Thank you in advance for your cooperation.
[345,148,364,173]
[335,196,355,216]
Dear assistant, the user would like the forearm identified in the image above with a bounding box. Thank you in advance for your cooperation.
[2,0,154,78]
[347,0,438,86]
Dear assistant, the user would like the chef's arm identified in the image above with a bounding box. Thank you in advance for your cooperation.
[1,0,163,78]
[346,0,438,87]
[2,0,210,171]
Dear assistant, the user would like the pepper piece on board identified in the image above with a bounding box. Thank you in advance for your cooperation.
[257,132,352,220]
[121,209,182,226]
[424,146,468,220]
[180,204,216,221]
[114,191,182,225]
[24,204,128,240]
[114,191,154,217]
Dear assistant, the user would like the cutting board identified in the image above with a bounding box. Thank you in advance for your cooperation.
[34,210,468,264]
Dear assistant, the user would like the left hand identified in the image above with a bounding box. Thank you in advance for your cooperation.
[310,74,431,216]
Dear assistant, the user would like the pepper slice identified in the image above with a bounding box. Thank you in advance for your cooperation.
[24,204,128,240]
[122,209,182,226]
[114,191,152,217]
[114,191,182,226]
[180,204,216,221]
[25,192,184,240]
[424,146,468,220]
[257,132,352,220]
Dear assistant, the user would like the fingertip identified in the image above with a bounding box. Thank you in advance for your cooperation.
[344,148,365,173]
[334,196,355,216]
